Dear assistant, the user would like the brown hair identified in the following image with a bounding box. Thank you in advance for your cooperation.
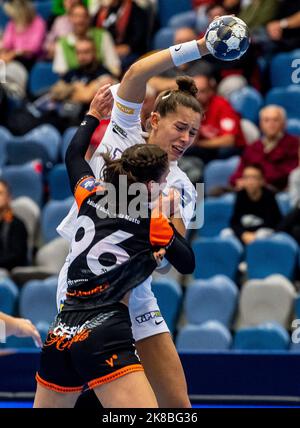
[153,76,202,117]
[101,144,168,189]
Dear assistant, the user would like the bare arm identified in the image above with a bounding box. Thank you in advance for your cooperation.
[0,312,42,347]
[117,38,209,103]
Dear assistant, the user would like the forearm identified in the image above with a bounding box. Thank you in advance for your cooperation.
[281,11,300,29]
[117,38,209,103]
[165,226,195,274]
[0,312,18,337]
[65,114,99,191]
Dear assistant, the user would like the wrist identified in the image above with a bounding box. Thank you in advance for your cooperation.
[86,109,102,122]
[197,38,209,56]
[279,18,288,29]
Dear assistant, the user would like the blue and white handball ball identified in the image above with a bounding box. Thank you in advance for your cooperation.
[205,15,250,61]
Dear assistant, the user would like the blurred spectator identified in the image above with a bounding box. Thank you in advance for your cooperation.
[0,180,28,271]
[0,311,42,347]
[288,145,300,208]
[185,74,246,164]
[44,0,80,59]
[148,27,214,93]
[0,0,46,70]
[230,105,299,192]
[53,3,121,76]
[7,38,115,133]
[226,164,282,245]
[169,0,219,34]
[265,0,300,53]
[95,0,152,70]
[238,0,279,31]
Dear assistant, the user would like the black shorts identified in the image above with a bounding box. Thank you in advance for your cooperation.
[36,303,143,393]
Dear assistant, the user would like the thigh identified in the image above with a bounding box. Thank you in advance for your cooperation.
[93,371,158,408]
[136,332,191,408]
[34,383,80,408]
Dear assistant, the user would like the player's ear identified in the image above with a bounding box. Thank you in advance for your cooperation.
[150,112,161,131]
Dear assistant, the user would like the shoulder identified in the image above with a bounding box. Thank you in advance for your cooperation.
[282,133,300,147]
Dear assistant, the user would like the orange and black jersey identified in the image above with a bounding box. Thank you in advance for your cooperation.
[64,115,195,309]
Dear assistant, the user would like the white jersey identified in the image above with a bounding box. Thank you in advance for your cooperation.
[56,84,196,340]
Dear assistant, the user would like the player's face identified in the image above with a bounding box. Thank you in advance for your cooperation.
[151,106,201,161]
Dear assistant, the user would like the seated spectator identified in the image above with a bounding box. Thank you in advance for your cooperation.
[53,3,121,76]
[288,145,300,208]
[44,0,80,59]
[226,164,282,245]
[265,0,300,53]
[95,0,151,71]
[185,74,246,164]
[238,0,278,31]
[0,180,28,271]
[0,0,46,70]
[148,27,214,93]
[230,105,299,192]
[7,38,115,134]
[0,311,42,347]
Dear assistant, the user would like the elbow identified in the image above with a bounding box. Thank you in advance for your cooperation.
[178,253,195,275]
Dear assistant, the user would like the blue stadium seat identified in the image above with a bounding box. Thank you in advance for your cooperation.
[276,192,291,215]
[229,86,263,124]
[0,126,13,167]
[2,162,43,206]
[41,198,73,242]
[193,236,243,280]
[6,141,52,168]
[0,6,9,30]
[48,164,71,200]
[270,52,295,88]
[295,295,300,319]
[153,27,175,50]
[34,1,53,22]
[19,277,58,325]
[184,275,238,327]
[24,124,61,163]
[287,118,300,137]
[199,194,235,237]
[5,320,49,349]
[176,321,232,352]
[151,278,182,334]
[265,85,300,120]
[246,233,298,280]
[233,322,290,350]
[61,127,78,160]
[204,156,240,194]
[270,50,300,88]
[0,278,19,315]
[28,61,59,97]
[157,0,192,27]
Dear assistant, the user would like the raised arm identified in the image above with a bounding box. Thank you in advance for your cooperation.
[117,37,209,103]
[65,84,113,192]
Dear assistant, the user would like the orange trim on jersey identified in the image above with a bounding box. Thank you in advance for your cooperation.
[74,176,105,209]
[149,211,174,247]
[67,283,109,297]
[35,373,83,394]
[88,364,144,390]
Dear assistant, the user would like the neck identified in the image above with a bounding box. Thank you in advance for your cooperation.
[248,188,262,201]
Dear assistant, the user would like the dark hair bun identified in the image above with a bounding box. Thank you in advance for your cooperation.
[176,76,198,98]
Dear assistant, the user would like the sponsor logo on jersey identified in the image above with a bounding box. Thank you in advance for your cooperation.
[116,101,135,115]
[135,310,163,324]
[112,121,128,139]
[80,177,96,191]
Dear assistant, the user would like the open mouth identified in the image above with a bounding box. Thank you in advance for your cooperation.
[171,145,184,157]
